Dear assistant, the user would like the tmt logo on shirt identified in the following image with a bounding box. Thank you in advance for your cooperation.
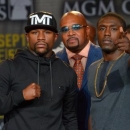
[30,14,52,25]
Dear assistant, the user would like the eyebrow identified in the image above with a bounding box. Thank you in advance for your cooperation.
[98,24,118,27]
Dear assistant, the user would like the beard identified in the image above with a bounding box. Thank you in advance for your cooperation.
[34,42,49,56]
[67,44,80,52]
[102,47,117,54]
[66,38,80,52]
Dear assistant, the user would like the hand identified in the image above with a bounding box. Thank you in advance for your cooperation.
[23,83,41,100]
[115,26,130,54]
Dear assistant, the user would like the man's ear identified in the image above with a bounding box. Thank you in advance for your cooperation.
[86,26,90,36]
[54,33,59,42]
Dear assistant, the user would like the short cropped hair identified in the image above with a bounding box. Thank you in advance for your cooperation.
[97,12,126,31]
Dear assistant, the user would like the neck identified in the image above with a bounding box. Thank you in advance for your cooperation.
[103,51,125,61]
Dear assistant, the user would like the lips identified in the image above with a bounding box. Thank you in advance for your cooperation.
[102,39,112,44]
[67,37,78,43]
[36,42,47,48]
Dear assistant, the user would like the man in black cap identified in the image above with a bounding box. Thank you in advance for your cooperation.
[0,11,78,130]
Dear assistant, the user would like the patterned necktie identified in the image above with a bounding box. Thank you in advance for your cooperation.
[72,54,84,89]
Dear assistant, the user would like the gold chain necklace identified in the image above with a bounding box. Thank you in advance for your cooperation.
[94,52,125,98]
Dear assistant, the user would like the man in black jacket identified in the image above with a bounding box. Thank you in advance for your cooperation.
[0,11,78,130]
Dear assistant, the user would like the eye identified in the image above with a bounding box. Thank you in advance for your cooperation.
[31,31,38,34]
[72,24,81,30]
[99,27,105,31]
[60,27,69,33]
[111,28,117,31]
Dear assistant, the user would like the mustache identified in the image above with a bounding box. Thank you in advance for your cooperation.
[67,37,78,42]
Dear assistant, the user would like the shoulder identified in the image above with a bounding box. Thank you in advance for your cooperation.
[90,43,102,55]
[56,48,66,57]
[54,57,75,74]
[55,57,71,69]
[125,53,130,59]
[0,59,16,80]
[89,59,102,70]
[0,57,21,75]
[88,43,103,62]
[0,59,14,68]
[90,43,102,52]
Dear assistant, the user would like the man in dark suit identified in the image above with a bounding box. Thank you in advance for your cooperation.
[56,11,102,130]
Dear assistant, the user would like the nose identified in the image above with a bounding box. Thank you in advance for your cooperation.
[67,28,76,35]
[37,31,45,40]
[104,28,111,36]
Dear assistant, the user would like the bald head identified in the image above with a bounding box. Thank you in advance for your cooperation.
[60,11,87,26]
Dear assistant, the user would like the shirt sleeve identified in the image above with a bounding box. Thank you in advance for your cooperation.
[62,69,78,130]
[0,60,24,115]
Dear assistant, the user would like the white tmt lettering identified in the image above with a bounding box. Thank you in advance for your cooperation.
[30,14,52,25]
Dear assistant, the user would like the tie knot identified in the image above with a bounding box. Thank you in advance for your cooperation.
[72,54,83,61]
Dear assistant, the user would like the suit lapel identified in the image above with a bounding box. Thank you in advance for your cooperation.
[82,44,100,89]
[59,48,70,64]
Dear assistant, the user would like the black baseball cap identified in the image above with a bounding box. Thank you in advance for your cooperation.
[25,11,58,33]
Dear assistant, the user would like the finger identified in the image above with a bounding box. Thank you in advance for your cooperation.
[38,92,41,98]
[120,26,123,33]
[36,91,41,98]
[31,83,36,88]
[37,84,41,89]
[119,26,125,39]
[36,86,41,97]
[119,26,127,39]
[32,83,36,86]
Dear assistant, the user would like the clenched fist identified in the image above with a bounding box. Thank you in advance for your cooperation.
[23,83,41,100]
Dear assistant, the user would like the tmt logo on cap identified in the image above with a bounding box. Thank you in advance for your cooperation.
[25,11,58,33]
[30,14,52,25]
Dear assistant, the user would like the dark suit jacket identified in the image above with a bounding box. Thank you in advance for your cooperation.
[56,43,102,130]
